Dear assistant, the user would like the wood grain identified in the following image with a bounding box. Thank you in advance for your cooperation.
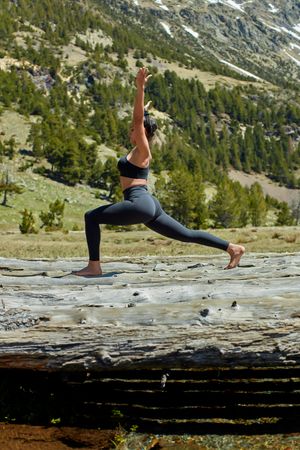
[0,253,299,371]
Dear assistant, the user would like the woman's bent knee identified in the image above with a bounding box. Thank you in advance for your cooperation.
[84,209,95,224]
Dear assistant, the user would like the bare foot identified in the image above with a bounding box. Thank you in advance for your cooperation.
[72,261,102,277]
[225,243,245,269]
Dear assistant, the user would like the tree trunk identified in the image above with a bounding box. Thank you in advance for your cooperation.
[1,189,7,206]
[0,253,299,372]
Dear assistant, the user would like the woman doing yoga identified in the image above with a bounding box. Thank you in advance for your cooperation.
[74,67,245,276]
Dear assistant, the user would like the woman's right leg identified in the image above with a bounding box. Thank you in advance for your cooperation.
[85,199,156,261]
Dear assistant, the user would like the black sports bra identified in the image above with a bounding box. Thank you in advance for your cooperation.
[117,156,149,180]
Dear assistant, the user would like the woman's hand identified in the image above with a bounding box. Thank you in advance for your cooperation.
[135,67,151,89]
[144,100,152,111]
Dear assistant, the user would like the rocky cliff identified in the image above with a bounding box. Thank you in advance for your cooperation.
[109,0,300,84]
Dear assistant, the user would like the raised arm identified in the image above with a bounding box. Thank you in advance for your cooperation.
[133,68,148,125]
[131,67,152,163]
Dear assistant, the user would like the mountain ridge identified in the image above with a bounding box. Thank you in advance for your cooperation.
[120,0,300,86]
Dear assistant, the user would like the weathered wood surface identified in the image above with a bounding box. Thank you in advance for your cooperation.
[0,252,299,370]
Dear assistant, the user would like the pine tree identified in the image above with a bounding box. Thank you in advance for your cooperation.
[230,137,242,170]
[100,157,121,201]
[0,171,23,207]
[216,125,230,169]
[248,182,267,226]
[155,168,208,228]
[208,118,218,147]
[276,202,295,226]
[208,179,241,228]
[158,169,195,225]
[192,172,208,229]
[269,139,290,185]
[243,127,255,171]
[253,123,266,172]
[232,181,249,227]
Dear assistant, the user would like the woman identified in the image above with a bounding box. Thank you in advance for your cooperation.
[75,67,245,276]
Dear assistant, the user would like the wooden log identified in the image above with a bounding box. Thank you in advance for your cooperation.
[0,253,299,371]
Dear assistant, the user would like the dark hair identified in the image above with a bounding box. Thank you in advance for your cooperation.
[144,111,157,138]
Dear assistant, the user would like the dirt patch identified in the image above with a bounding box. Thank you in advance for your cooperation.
[75,30,112,49]
[228,169,300,206]
[1,425,299,450]
[0,424,115,450]
[60,44,87,67]
[128,433,300,449]
[126,51,268,90]
[0,56,30,71]
[97,143,118,162]
[0,110,32,149]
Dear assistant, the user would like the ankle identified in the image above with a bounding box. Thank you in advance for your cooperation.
[227,243,245,254]
[88,260,102,270]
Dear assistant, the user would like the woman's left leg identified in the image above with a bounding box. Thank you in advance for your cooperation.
[145,207,244,269]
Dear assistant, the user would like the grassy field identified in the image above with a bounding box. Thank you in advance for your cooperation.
[0,145,299,260]
[0,160,102,233]
[0,226,299,260]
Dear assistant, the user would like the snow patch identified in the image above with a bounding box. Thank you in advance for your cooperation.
[284,50,300,67]
[220,59,262,80]
[206,0,253,13]
[133,0,139,5]
[268,3,279,13]
[160,21,173,37]
[293,23,300,34]
[182,25,199,39]
[154,0,169,11]
[290,43,300,53]
[224,0,245,11]
[261,20,300,41]
[280,26,300,41]
[260,19,282,33]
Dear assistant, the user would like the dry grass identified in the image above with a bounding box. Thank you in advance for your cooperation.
[228,169,300,207]
[126,50,269,91]
[284,234,297,243]
[0,226,298,259]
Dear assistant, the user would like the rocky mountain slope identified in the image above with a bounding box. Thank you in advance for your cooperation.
[119,0,300,85]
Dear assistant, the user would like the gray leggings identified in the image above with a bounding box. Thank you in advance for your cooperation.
[85,185,229,261]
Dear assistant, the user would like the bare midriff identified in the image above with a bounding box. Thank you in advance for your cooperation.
[120,176,148,192]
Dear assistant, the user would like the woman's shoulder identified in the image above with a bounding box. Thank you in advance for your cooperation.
[131,147,152,167]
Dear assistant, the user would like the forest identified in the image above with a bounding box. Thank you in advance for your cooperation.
[0,0,299,229]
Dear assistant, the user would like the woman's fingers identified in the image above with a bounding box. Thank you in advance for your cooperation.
[144,100,152,110]
[136,67,151,84]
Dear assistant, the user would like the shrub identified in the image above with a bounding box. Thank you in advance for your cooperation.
[39,199,65,231]
[19,209,38,234]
